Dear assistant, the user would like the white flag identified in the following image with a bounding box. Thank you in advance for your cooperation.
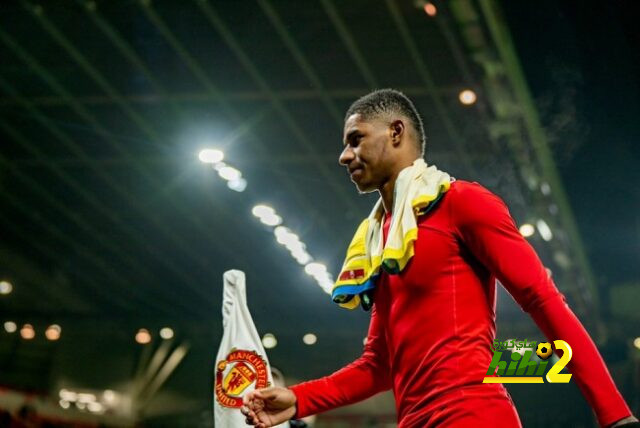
[214,270,286,427]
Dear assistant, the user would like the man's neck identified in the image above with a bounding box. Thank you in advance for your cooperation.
[379,157,420,213]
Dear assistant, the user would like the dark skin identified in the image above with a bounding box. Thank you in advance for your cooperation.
[339,113,422,213]
[241,113,421,428]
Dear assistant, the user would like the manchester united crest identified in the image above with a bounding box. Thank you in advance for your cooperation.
[215,349,270,408]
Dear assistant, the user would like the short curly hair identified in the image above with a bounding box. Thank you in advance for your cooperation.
[345,89,425,155]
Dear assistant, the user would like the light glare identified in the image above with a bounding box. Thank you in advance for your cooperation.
[303,333,317,345]
[536,219,553,241]
[519,223,535,237]
[20,324,35,340]
[0,281,12,295]
[634,337,640,350]
[305,262,327,277]
[45,324,61,341]
[252,205,276,218]
[198,149,224,164]
[423,2,437,16]
[218,166,241,181]
[459,89,477,105]
[227,178,247,192]
[135,328,151,344]
[160,327,174,340]
[262,333,277,349]
[4,321,17,333]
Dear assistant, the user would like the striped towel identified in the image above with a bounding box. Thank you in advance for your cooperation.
[332,159,452,310]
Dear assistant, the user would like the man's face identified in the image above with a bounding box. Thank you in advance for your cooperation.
[339,113,393,193]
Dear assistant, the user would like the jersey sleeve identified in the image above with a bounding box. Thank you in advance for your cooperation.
[288,304,391,418]
[451,182,632,428]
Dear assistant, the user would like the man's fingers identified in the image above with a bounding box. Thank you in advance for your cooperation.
[252,387,279,401]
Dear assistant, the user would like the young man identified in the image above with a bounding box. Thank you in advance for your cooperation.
[242,90,637,427]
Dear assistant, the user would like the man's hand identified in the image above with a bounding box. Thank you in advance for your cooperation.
[241,387,297,427]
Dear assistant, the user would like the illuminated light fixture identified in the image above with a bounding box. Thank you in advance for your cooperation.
[87,401,104,413]
[305,262,327,277]
[59,400,70,409]
[252,205,276,218]
[59,389,77,402]
[213,161,227,171]
[103,390,116,404]
[540,182,551,196]
[20,324,35,340]
[458,89,477,105]
[291,248,312,265]
[4,321,17,333]
[633,337,640,350]
[159,327,174,340]
[227,178,247,193]
[45,324,61,341]
[274,227,299,247]
[135,328,152,344]
[76,402,87,410]
[518,223,535,237]
[77,393,96,403]
[198,149,224,164]
[260,212,282,227]
[218,166,241,181]
[303,333,317,345]
[536,219,553,241]
[423,2,437,16]
[0,280,12,295]
[262,333,277,349]
[318,277,334,293]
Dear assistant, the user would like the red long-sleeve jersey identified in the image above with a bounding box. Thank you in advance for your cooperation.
[289,180,631,427]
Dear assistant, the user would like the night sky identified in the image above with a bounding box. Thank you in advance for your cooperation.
[502,0,640,296]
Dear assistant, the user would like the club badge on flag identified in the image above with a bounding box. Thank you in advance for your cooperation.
[214,270,286,427]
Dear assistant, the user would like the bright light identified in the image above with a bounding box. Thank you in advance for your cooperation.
[227,178,247,192]
[20,324,35,340]
[218,166,241,181]
[423,2,437,16]
[458,89,477,105]
[87,401,104,413]
[291,248,312,265]
[274,227,299,248]
[363,337,368,346]
[519,223,535,237]
[252,205,276,218]
[77,393,96,403]
[305,262,327,277]
[4,321,17,333]
[198,149,224,164]
[540,182,551,196]
[45,324,61,341]
[262,333,277,349]
[103,390,116,404]
[634,337,640,350]
[536,219,553,241]
[260,213,282,227]
[59,389,77,402]
[318,277,334,293]
[135,328,151,344]
[59,400,70,409]
[0,281,12,295]
[160,327,174,340]
[303,333,317,345]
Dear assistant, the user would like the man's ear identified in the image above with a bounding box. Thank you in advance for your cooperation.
[389,120,405,146]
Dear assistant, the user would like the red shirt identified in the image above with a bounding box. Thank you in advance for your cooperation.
[289,180,631,427]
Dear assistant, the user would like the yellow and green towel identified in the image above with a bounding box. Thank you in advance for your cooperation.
[332,159,452,310]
